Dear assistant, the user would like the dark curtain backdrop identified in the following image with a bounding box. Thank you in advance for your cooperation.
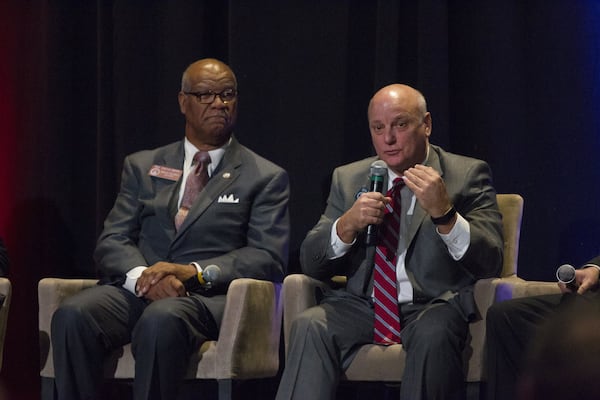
[1,1,599,398]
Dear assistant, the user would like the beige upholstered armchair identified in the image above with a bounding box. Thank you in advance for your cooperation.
[39,277,282,400]
[0,278,12,373]
[282,194,529,397]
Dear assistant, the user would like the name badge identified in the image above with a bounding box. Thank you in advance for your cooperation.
[148,165,183,181]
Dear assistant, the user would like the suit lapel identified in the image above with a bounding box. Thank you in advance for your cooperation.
[405,145,444,246]
[151,142,185,239]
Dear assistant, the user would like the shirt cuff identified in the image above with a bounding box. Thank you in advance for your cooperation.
[329,218,355,259]
[190,262,203,273]
[582,264,600,272]
[123,266,147,296]
[437,213,470,260]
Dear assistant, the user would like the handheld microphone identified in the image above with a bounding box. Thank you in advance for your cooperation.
[556,264,577,291]
[365,160,388,246]
[185,264,221,292]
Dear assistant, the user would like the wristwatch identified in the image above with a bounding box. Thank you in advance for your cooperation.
[431,206,457,225]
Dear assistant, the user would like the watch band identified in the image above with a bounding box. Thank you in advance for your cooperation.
[431,206,457,225]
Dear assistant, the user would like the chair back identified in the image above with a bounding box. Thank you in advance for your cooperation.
[496,194,524,278]
[0,278,12,372]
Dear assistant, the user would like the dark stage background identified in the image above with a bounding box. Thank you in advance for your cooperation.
[1,1,599,399]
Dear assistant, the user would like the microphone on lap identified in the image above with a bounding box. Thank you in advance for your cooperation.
[365,160,388,246]
[184,264,221,292]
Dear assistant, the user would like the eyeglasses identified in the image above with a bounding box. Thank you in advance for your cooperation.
[183,88,238,104]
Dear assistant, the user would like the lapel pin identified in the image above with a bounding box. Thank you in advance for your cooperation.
[222,172,231,179]
[355,187,368,199]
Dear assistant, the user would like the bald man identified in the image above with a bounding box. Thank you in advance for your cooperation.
[51,58,290,400]
[276,84,503,400]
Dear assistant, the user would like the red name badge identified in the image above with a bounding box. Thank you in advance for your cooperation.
[148,165,183,181]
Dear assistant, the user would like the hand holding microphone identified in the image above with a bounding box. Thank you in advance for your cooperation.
[337,160,389,245]
[184,264,221,293]
[556,263,600,294]
[365,160,388,246]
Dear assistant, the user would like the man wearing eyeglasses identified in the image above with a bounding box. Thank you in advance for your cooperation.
[50,58,290,400]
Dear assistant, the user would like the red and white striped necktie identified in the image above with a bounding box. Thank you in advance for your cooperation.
[373,177,404,345]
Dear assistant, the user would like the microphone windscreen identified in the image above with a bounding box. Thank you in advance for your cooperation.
[369,160,387,177]
[556,264,575,283]
[203,264,221,283]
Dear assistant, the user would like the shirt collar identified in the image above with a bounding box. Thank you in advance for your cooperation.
[183,137,230,176]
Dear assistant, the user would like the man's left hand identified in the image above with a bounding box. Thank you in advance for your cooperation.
[559,267,600,295]
[136,262,197,296]
[403,164,452,218]
[143,274,186,301]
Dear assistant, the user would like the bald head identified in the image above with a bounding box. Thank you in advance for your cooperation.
[181,58,237,92]
[368,84,427,119]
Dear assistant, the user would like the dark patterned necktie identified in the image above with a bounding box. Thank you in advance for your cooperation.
[373,177,404,345]
[174,151,211,231]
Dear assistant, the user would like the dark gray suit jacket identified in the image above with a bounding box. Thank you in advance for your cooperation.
[94,137,290,325]
[586,256,600,268]
[300,144,503,320]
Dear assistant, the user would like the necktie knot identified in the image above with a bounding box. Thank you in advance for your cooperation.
[384,177,404,215]
[193,151,211,175]
[387,177,404,196]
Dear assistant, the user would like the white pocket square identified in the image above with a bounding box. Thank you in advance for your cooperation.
[218,194,240,203]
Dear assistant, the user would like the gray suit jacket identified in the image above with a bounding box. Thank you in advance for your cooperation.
[94,137,290,324]
[300,144,503,320]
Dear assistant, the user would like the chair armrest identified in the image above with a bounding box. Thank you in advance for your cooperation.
[466,276,526,381]
[0,278,11,372]
[494,277,561,303]
[215,278,282,379]
[39,278,98,377]
[282,274,330,352]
